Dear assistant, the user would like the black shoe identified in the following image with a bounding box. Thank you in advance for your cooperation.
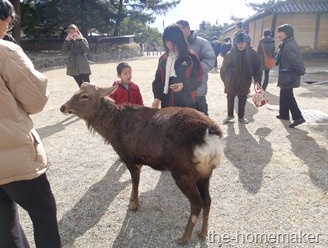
[276,115,289,120]
[289,117,306,128]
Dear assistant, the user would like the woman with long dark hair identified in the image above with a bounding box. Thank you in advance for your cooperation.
[152,24,203,109]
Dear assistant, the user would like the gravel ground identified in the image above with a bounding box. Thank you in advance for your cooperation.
[20,55,328,248]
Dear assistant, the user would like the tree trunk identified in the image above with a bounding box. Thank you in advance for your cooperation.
[10,0,21,44]
[113,0,124,36]
[79,0,88,37]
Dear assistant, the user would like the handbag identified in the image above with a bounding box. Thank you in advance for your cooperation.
[261,42,275,69]
[251,83,268,107]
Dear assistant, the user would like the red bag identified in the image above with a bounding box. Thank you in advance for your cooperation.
[262,42,275,69]
[252,84,268,107]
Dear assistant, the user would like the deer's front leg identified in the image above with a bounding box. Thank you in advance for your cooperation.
[127,164,142,211]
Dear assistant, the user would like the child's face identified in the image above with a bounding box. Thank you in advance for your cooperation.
[118,67,132,84]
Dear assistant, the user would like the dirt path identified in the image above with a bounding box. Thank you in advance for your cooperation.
[20,56,328,248]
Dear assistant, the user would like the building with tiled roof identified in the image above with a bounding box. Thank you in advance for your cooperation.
[222,1,328,57]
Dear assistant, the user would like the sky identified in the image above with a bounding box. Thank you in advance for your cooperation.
[150,0,262,32]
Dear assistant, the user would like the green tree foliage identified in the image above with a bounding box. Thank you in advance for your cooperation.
[19,0,180,38]
[197,23,223,43]
[110,0,180,36]
[245,0,279,12]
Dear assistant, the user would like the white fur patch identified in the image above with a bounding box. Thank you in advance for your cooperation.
[193,130,225,178]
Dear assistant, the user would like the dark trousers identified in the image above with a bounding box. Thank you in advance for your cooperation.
[260,70,270,91]
[0,174,61,248]
[227,95,247,119]
[279,88,303,120]
[195,96,209,115]
[214,57,218,69]
[73,74,90,87]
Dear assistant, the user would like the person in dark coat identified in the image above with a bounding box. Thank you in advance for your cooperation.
[257,29,275,91]
[221,37,232,58]
[220,32,262,124]
[152,24,203,109]
[211,36,221,69]
[275,24,306,128]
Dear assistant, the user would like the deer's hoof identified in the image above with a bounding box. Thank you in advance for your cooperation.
[197,231,207,239]
[177,237,190,245]
[129,202,139,211]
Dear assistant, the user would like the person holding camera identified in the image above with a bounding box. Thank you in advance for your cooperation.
[62,24,91,87]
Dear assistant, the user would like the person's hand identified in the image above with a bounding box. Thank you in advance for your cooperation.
[65,35,73,42]
[152,98,160,109]
[107,97,116,103]
[74,33,82,40]
[170,83,183,92]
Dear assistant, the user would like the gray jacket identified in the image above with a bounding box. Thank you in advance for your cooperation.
[257,36,275,70]
[188,31,215,96]
[62,38,91,76]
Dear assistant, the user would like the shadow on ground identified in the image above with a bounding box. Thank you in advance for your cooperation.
[111,171,209,248]
[281,122,328,192]
[36,115,80,139]
[59,159,130,246]
[225,123,273,193]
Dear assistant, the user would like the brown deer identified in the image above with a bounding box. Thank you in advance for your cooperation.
[60,83,224,245]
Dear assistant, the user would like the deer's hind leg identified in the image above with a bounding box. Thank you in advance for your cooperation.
[196,177,211,238]
[172,173,204,245]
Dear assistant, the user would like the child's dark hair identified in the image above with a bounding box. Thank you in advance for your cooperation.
[162,23,190,57]
[117,62,131,74]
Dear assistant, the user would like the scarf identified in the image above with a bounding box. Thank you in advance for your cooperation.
[164,52,177,94]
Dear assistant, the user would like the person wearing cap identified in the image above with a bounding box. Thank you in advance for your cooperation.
[211,36,221,69]
[257,29,275,91]
[233,21,251,45]
[275,24,306,128]
[176,20,215,116]
[220,32,262,124]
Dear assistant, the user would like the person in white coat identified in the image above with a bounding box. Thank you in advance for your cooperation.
[0,1,61,247]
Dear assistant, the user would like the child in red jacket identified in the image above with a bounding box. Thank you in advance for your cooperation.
[109,62,144,106]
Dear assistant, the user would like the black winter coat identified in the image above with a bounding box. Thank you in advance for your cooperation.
[276,37,305,89]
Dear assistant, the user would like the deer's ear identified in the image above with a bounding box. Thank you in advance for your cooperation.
[97,85,118,97]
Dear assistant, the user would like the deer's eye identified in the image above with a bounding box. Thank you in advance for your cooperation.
[82,95,88,100]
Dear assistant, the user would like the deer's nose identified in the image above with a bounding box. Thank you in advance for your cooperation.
[60,105,66,113]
